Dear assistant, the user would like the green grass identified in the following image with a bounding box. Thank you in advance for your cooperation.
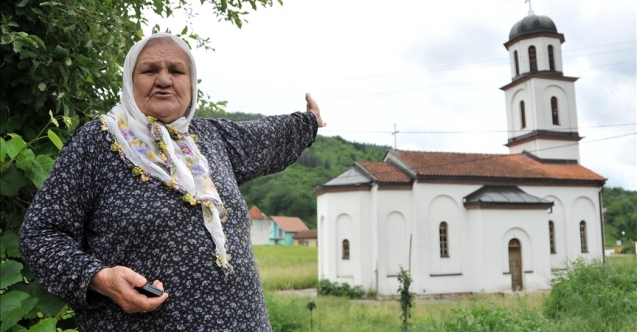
[253,245,318,291]
[256,246,637,332]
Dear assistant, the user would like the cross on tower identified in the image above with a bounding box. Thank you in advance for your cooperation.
[525,0,534,15]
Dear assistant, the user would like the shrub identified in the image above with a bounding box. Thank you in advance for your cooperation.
[317,279,363,299]
[542,258,637,331]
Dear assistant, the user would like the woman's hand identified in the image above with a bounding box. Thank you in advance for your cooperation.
[306,93,326,127]
[89,266,168,314]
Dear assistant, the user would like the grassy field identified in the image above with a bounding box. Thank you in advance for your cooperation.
[254,246,637,332]
[253,245,318,291]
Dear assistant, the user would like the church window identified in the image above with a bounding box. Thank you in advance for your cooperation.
[580,221,588,253]
[551,97,560,125]
[342,239,350,260]
[548,45,555,71]
[549,221,556,254]
[528,46,537,71]
[520,101,526,129]
[514,51,520,76]
[439,222,449,257]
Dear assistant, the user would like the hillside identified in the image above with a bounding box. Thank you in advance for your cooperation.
[209,111,389,228]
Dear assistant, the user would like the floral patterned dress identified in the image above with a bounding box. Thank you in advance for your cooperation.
[19,112,317,331]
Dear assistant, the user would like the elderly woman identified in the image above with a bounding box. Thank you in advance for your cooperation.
[19,33,324,331]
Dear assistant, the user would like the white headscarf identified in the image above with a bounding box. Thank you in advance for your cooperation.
[101,33,232,272]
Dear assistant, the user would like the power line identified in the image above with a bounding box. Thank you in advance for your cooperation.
[320,122,637,135]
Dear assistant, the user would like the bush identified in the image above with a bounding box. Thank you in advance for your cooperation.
[542,258,637,331]
[317,279,363,299]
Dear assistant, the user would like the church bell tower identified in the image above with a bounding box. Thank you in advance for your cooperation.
[501,11,582,163]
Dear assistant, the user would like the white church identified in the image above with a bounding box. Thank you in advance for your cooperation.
[314,13,606,296]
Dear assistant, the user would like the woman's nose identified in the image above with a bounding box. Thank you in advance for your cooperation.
[155,70,172,87]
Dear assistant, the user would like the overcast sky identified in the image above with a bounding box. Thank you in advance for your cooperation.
[147,0,636,190]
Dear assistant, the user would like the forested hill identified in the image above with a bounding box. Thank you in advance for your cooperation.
[209,111,389,228]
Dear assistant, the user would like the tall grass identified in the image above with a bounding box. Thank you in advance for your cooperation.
[542,256,637,332]
[257,245,637,332]
[253,245,318,291]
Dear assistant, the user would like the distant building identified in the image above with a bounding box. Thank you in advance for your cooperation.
[315,12,606,296]
[294,229,318,247]
[249,206,271,245]
[270,216,309,245]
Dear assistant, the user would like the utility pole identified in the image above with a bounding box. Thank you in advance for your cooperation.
[392,123,399,149]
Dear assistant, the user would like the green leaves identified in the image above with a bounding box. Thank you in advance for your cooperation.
[2,135,27,159]
[1,231,21,258]
[15,149,55,189]
[0,291,38,332]
[0,261,24,289]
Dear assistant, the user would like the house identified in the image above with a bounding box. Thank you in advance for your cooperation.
[294,229,318,247]
[249,205,271,245]
[270,216,309,245]
[315,12,606,296]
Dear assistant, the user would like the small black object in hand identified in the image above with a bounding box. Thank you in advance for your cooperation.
[135,284,163,297]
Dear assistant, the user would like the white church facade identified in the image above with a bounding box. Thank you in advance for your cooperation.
[315,13,606,296]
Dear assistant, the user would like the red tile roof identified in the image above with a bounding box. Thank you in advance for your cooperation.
[293,229,318,239]
[271,216,309,232]
[392,150,605,181]
[249,205,268,219]
[357,161,411,183]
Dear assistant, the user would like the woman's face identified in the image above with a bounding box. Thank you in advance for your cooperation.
[133,39,192,123]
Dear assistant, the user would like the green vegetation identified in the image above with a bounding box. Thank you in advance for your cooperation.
[253,245,318,291]
[603,187,637,253]
[397,267,415,331]
[240,135,389,228]
[1,1,279,330]
[256,246,637,332]
[317,279,364,299]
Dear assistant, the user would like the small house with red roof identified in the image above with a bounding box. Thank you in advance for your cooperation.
[294,229,318,247]
[249,205,271,245]
[270,216,309,246]
[314,12,606,296]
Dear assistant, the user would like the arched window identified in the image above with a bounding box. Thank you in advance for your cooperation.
[514,50,520,76]
[549,221,556,254]
[528,46,537,71]
[579,221,588,253]
[342,239,350,260]
[548,45,555,71]
[551,97,560,125]
[520,101,526,129]
[439,222,449,257]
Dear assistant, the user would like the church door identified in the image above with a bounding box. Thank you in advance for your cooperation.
[508,239,523,291]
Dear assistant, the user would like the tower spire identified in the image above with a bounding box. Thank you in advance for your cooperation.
[525,0,534,15]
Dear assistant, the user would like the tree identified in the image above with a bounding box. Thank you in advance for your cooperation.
[0,0,279,330]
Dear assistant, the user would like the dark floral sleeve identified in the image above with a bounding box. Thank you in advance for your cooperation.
[206,111,318,185]
[19,122,106,309]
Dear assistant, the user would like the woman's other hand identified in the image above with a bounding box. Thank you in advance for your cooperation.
[306,93,326,127]
[89,266,168,314]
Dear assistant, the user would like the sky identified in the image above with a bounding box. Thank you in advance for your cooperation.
[146,0,636,190]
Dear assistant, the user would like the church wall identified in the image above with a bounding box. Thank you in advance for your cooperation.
[544,196,568,269]
[522,186,604,262]
[508,138,580,160]
[462,209,552,293]
[317,190,372,286]
[376,189,414,296]
[413,183,482,295]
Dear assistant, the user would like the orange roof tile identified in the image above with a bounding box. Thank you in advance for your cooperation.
[293,229,318,239]
[393,150,605,181]
[249,205,268,219]
[357,161,411,183]
[271,216,309,232]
